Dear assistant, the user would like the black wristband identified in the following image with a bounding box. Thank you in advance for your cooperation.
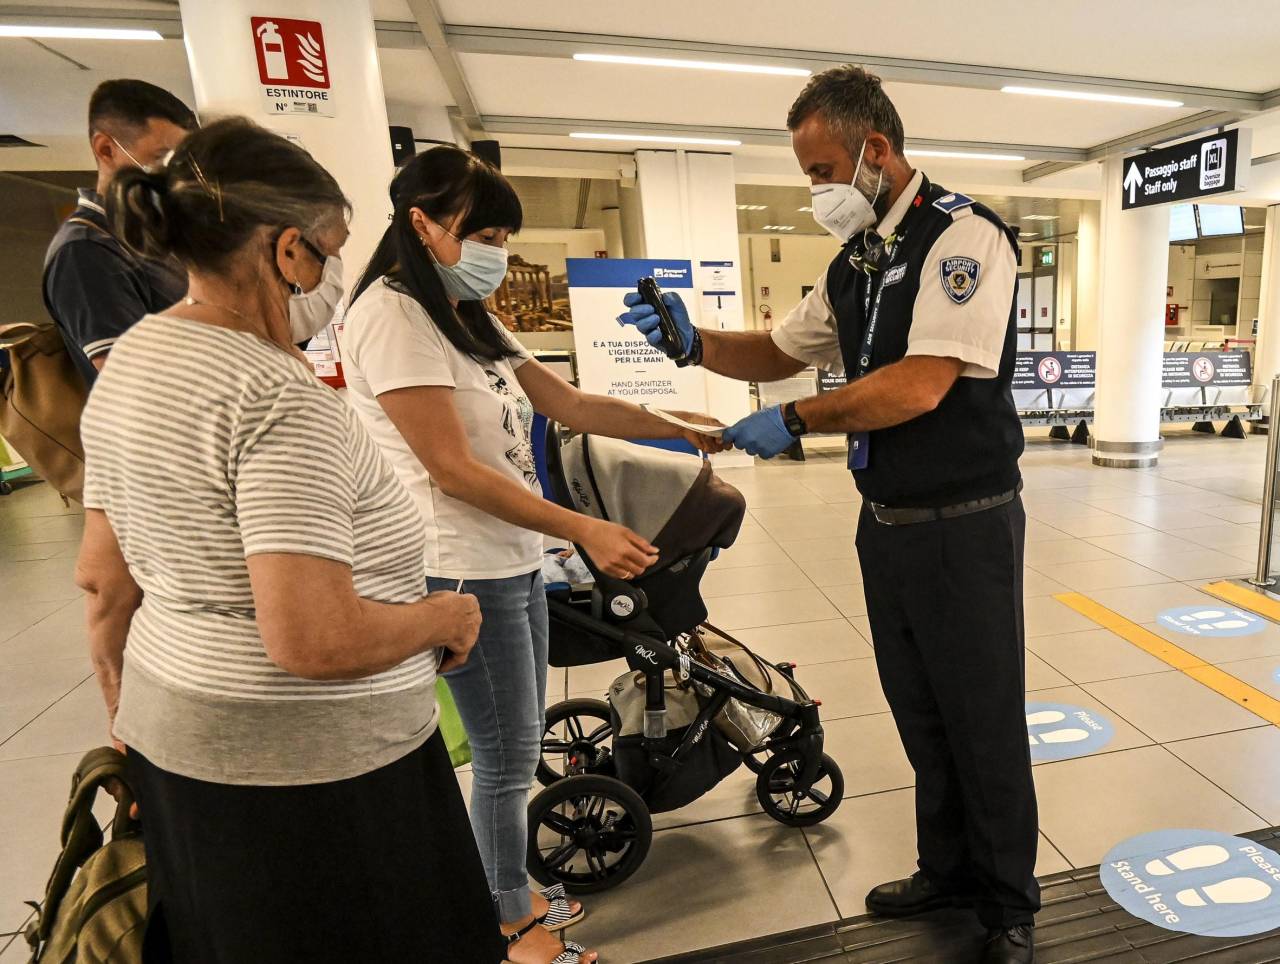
[782,400,808,437]
[678,328,704,368]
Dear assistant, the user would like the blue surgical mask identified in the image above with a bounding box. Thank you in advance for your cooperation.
[433,239,509,301]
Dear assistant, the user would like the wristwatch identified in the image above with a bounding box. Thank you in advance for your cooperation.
[782,400,808,437]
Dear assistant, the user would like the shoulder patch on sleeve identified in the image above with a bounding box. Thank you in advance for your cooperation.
[932,192,976,215]
[940,257,981,304]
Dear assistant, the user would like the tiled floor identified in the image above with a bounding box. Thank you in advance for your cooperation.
[2,427,1279,961]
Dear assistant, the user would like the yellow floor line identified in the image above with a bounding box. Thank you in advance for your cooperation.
[1201,580,1280,624]
[1053,591,1280,727]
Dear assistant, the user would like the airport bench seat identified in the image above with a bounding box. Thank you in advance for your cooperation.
[1016,384,1262,443]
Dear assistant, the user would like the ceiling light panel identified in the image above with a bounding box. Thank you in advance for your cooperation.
[1001,85,1183,108]
[574,52,810,77]
[0,24,162,40]
[570,132,742,146]
[905,149,1026,161]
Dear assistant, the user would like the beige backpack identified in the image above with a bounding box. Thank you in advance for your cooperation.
[0,321,87,504]
[23,747,147,963]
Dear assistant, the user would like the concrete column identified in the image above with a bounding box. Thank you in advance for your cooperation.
[635,150,752,465]
[600,205,624,258]
[1253,206,1280,414]
[1056,239,1076,350]
[635,150,688,255]
[1075,202,1100,349]
[1092,154,1171,468]
[618,184,645,258]
[177,0,395,282]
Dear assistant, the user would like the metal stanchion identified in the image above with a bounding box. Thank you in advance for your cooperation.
[1251,375,1280,588]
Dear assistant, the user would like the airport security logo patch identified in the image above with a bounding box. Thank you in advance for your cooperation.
[940,257,981,304]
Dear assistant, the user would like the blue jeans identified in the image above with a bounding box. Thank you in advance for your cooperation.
[428,571,548,923]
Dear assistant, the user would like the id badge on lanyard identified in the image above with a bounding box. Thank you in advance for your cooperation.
[848,270,887,472]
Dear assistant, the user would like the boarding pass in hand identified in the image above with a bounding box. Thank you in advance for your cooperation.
[640,405,726,437]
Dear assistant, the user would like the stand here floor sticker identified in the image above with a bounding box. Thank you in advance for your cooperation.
[1158,606,1264,637]
[1025,701,1114,761]
[1102,830,1280,937]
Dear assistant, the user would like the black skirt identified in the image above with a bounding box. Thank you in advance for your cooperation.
[127,730,506,963]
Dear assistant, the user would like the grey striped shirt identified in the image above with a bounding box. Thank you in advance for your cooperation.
[81,315,434,785]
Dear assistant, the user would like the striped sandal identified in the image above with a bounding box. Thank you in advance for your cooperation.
[536,883,586,931]
[504,917,595,963]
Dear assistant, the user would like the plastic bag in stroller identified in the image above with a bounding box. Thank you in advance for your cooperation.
[528,424,844,894]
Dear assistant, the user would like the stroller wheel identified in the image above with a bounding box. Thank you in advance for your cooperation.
[527,774,652,895]
[537,699,615,787]
[756,751,844,828]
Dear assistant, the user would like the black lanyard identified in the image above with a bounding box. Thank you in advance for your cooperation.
[852,181,928,379]
[856,269,887,379]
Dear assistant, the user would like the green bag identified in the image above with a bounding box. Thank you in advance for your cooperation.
[436,678,471,769]
[24,747,147,963]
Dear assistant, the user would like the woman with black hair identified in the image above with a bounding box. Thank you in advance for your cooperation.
[342,145,721,964]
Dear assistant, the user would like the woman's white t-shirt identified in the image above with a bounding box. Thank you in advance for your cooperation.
[341,278,544,580]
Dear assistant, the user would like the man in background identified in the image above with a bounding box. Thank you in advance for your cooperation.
[43,79,196,385]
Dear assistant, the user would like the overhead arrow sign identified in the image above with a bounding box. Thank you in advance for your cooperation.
[1124,162,1143,205]
[1120,128,1251,210]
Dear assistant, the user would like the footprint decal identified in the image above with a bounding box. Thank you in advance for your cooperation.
[1024,702,1114,761]
[1176,877,1273,908]
[1158,606,1263,638]
[1146,844,1230,876]
[1102,830,1280,938]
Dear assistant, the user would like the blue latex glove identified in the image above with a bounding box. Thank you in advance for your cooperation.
[618,290,695,361]
[723,406,796,459]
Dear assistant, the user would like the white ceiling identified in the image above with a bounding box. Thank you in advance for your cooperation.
[435,0,1280,92]
[459,53,1204,150]
[0,34,194,169]
[3,0,1280,203]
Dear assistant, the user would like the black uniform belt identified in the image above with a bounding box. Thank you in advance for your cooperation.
[867,483,1022,526]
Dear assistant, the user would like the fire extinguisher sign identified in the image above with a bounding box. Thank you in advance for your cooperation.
[250,17,334,117]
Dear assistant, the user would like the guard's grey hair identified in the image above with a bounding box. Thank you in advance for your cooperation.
[787,65,906,157]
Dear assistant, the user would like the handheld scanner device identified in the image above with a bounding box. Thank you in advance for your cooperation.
[636,277,691,367]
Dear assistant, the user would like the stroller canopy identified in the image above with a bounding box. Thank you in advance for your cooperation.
[554,434,746,566]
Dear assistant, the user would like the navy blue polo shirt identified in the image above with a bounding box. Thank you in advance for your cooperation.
[42,189,188,387]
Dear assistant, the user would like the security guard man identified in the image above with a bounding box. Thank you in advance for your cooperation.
[620,65,1037,963]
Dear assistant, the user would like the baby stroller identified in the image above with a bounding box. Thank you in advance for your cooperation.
[529,423,843,895]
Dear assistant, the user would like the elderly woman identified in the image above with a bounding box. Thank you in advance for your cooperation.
[75,117,505,963]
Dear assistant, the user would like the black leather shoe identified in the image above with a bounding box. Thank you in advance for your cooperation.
[979,924,1034,963]
[864,872,964,917]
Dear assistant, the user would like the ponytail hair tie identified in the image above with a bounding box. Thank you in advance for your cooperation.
[145,173,167,219]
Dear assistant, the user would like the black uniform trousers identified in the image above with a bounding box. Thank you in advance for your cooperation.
[856,495,1040,928]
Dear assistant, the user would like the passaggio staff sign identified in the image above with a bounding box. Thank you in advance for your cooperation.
[1121,128,1251,210]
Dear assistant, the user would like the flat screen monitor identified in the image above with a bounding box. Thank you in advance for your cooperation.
[1168,204,1197,242]
[1197,204,1244,237]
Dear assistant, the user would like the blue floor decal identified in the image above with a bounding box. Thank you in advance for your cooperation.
[1102,829,1280,937]
[1025,701,1114,761]
[1158,606,1264,637]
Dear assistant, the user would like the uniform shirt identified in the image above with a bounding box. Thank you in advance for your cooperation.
[341,277,544,581]
[42,189,188,386]
[772,170,1017,379]
[81,314,434,786]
